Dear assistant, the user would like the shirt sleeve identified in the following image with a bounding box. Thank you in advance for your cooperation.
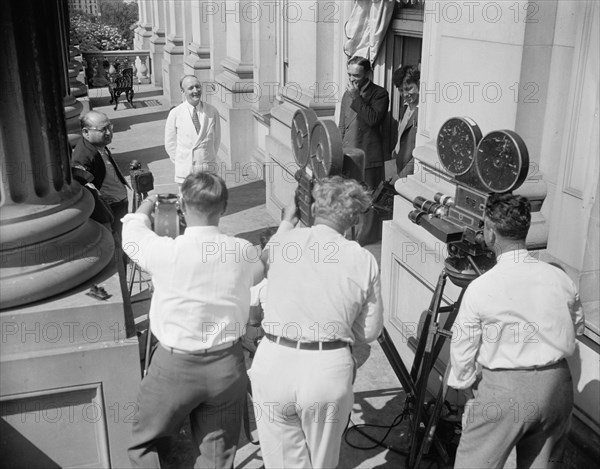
[350,88,389,127]
[164,110,177,163]
[352,257,384,343]
[448,287,482,389]
[338,94,346,138]
[213,110,221,157]
[121,213,174,274]
[568,285,586,336]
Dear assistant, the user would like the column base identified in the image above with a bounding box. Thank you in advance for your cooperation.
[0,188,115,310]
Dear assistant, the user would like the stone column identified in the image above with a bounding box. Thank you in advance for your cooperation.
[1,4,141,467]
[1,0,114,309]
[210,0,257,172]
[250,1,278,168]
[183,0,212,84]
[266,1,338,219]
[162,0,186,106]
[150,0,166,87]
[134,0,154,51]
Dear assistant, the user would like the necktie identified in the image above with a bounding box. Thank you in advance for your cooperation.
[192,106,200,134]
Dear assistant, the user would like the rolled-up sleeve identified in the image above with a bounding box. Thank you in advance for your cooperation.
[352,258,384,343]
[121,213,173,274]
[164,110,177,163]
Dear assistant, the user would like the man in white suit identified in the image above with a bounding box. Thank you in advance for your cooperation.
[165,75,221,184]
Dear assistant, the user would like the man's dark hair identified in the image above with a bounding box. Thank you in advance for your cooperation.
[181,172,228,216]
[392,65,420,89]
[259,226,278,249]
[485,193,531,240]
[347,56,371,73]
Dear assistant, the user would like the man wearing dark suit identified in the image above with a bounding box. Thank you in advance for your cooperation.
[392,65,420,177]
[338,56,390,190]
[338,56,389,246]
[72,110,130,237]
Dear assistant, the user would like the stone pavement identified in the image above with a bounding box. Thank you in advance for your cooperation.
[90,84,426,468]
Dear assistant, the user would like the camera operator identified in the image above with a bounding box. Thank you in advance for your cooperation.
[449,193,585,468]
[122,172,263,468]
[250,176,384,469]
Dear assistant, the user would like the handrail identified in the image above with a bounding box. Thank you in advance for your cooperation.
[82,50,151,88]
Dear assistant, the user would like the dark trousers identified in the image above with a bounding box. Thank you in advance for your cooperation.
[109,198,128,269]
[455,360,573,469]
[354,166,384,246]
[128,342,248,468]
[109,198,129,237]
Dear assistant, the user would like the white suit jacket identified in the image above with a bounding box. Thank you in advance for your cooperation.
[164,101,221,183]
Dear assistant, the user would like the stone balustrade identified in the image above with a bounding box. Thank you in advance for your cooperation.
[82,50,151,88]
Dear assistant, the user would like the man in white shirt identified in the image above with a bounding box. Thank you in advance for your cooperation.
[123,172,263,468]
[449,193,585,468]
[165,75,221,185]
[250,176,384,469]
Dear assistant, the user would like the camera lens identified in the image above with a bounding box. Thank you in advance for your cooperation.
[434,192,454,206]
[413,196,444,216]
[408,210,425,225]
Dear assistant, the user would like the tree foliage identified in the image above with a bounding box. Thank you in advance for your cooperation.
[70,14,128,51]
[69,1,138,51]
[99,0,139,48]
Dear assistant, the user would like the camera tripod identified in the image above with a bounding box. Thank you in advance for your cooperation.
[378,258,481,468]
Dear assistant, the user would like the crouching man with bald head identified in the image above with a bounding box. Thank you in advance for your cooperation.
[123,172,263,468]
[250,176,384,469]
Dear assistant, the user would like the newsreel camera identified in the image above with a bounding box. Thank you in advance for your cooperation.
[291,108,367,226]
[375,118,531,468]
[409,116,529,287]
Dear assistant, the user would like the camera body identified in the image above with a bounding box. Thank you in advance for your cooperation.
[409,117,530,286]
[152,194,187,238]
[290,109,366,227]
[129,160,154,194]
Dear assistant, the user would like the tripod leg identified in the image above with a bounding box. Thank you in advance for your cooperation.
[411,270,447,382]
[414,363,452,468]
[378,328,448,467]
[378,328,417,396]
[408,271,449,468]
[143,320,153,377]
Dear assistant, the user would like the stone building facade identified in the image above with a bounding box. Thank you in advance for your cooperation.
[134,0,599,441]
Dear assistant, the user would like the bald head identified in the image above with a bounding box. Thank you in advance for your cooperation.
[80,111,113,148]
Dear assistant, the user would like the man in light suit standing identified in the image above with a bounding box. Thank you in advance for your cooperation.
[165,75,221,185]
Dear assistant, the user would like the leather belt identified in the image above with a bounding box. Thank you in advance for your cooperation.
[161,339,239,355]
[264,333,348,351]
[484,358,566,372]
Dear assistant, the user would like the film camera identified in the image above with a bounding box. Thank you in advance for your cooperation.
[291,108,370,226]
[409,116,530,286]
[128,160,185,238]
[151,194,187,238]
[129,160,154,195]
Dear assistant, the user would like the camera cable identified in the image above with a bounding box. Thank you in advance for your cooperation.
[342,403,443,469]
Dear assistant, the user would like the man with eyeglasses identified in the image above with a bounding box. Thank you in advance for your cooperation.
[72,110,130,237]
[392,65,420,177]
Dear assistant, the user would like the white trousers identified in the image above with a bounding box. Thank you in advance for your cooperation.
[249,338,354,469]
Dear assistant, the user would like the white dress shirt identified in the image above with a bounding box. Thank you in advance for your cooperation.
[449,249,585,389]
[263,223,384,344]
[122,214,263,351]
[393,104,416,154]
